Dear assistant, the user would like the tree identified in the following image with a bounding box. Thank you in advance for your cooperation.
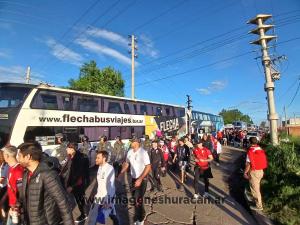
[219,109,253,124]
[68,60,125,96]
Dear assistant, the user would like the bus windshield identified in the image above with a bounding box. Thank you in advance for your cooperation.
[0,84,34,148]
[0,86,32,108]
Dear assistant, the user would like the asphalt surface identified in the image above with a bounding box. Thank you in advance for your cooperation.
[72,146,257,225]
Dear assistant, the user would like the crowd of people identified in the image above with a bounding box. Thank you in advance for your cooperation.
[0,129,267,225]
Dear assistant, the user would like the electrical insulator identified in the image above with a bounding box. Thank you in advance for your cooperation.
[271,72,281,81]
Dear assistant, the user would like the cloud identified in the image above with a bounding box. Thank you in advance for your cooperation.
[197,80,227,95]
[0,65,44,84]
[45,38,83,66]
[86,28,128,47]
[86,28,159,58]
[210,80,227,90]
[139,34,159,58]
[197,88,211,95]
[0,51,11,59]
[76,38,134,66]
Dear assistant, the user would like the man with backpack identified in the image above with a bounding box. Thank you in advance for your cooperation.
[244,137,267,211]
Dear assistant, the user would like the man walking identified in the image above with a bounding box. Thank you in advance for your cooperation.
[61,142,89,223]
[193,140,213,199]
[17,142,74,225]
[118,138,151,225]
[149,140,165,192]
[111,136,125,177]
[244,137,267,211]
[2,146,23,225]
[87,151,119,225]
[173,138,190,186]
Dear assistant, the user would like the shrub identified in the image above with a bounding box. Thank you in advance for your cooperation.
[262,138,300,225]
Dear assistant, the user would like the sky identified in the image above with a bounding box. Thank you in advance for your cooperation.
[0,0,300,125]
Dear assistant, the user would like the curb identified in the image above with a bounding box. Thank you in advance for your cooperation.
[244,189,273,225]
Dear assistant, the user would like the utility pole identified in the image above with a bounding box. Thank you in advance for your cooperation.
[248,14,279,145]
[284,106,289,136]
[26,66,31,84]
[186,95,192,136]
[128,35,138,100]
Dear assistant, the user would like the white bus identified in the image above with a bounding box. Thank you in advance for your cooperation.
[0,83,187,152]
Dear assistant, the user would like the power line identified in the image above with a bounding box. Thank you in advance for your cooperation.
[0,18,57,31]
[124,13,300,78]
[130,0,186,33]
[126,51,253,88]
[287,77,300,108]
[141,0,238,44]
[137,18,300,74]
[32,0,103,69]
[34,0,125,71]
[0,0,62,14]
[125,35,300,89]
[41,0,140,72]
[277,76,299,102]
[133,34,249,78]
[0,9,66,25]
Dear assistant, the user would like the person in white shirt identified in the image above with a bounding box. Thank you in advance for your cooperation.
[118,138,151,225]
[87,151,119,225]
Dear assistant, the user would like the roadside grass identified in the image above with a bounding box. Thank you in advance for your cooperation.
[261,134,300,225]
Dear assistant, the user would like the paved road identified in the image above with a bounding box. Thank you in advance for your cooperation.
[74,146,257,225]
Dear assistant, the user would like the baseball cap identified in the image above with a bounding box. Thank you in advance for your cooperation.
[56,133,64,138]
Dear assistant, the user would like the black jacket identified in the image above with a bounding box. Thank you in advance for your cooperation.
[176,145,190,162]
[149,148,165,167]
[62,151,89,192]
[20,162,74,225]
[203,140,213,152]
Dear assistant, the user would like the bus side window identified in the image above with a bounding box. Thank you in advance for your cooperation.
[41,94,58,110]
[178,108,185,117]
[124,103,131,114]
[165,107,170,116]
[62,95,73,111]
[156,106,162,116]
[109,127,121,140]
[140,105,147,115]
[146,104,153,115]
[108,101,123,114]
[77,97,98,112]
[133,104,138,114]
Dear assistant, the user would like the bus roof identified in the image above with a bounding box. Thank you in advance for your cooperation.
[192,110,222,117]
[0,82,185,108]
[0,82,37,89]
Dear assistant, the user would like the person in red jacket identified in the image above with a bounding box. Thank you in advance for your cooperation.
[159,140,169,173]
[2,145,24,225]
[193,140,213,199]
[244,137,267,211]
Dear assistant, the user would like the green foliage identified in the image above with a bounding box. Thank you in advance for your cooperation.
[219,109,253,124]
[68,60,125,96]
[262,139,300,225]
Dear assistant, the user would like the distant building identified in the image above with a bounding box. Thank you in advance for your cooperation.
[283,117,300,137]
